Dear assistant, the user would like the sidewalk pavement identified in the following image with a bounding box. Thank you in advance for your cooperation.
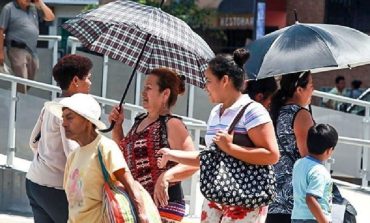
[0,212,33,223]
[1,180,369,223]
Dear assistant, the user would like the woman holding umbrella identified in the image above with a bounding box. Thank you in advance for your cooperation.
[266,71,315,223]
[157,48,280,223]
[109,67,198,223]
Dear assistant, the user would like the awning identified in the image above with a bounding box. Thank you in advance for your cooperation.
[218,0,254,14]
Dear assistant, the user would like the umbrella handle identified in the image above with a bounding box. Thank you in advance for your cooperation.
[100,101,123,133]
[100,121,116,133]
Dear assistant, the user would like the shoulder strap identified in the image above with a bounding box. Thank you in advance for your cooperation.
[97,146,111,184]
[227,102,253,134]
[135,112,147,121]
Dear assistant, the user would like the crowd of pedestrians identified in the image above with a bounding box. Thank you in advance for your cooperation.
[14,37,342,223]
[0,1,361,223]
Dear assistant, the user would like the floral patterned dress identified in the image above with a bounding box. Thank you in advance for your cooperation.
[119,113,185,223]
[268,104,312,215]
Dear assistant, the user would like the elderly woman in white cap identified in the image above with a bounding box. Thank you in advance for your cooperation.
[45,93,149,223]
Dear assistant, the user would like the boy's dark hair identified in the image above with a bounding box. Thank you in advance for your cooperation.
[351,79,362,89]
[335,75,345,84]
[307,124,338,155]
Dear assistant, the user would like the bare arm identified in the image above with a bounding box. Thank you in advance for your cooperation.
[215,122,280,165]
[114,169,148,223]
[154,118,199,207]
[158,149,200,167]
[165,118,199,181]
[294,109,314,157]
[306,194,329,223]
[166,118,198,179]
[34,0,55,21]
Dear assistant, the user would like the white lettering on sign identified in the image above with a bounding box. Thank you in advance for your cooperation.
[219,16,254,28]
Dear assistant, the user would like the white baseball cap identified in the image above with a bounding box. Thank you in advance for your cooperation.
[45,93,106,130]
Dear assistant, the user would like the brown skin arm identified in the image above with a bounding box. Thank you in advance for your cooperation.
[157,149,200,167]
[306,194,329,223]
[214,122,280,165]
[114,169,149,223]
[34,0,55,21]
[154,118,198,207]
[0,28,4,65]
[294,109,314,157]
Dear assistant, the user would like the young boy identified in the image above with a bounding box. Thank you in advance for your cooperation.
[291,124,338,223]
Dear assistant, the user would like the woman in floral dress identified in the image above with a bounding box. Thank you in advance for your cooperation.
[109,67,198,223]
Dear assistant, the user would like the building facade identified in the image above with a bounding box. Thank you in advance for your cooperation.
[197,0,370,90]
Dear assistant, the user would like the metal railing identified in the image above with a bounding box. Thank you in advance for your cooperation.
[0,72,206,216]
[313,90,370,188]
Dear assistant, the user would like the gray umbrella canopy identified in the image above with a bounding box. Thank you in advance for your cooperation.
[245,23,370,79]
[63,0,214,88]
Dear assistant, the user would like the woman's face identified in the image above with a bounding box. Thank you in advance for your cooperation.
[73,72,92,94]
[299,74,314,105]
[204,68,224,104]
[142,74,168,112]
[76,72,92,94]
[62,108,91,142]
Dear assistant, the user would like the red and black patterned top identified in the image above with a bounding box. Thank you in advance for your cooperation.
[119,113,183,200]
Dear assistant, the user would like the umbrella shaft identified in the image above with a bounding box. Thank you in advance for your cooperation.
[119,33,152,107]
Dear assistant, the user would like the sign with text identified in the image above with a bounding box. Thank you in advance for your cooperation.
[256,2,266,39]
[219,14,254,29]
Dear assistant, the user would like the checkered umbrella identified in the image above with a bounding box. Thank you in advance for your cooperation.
[62,0,214,88]
[62,0,214,131]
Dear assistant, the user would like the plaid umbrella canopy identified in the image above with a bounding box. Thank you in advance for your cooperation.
[62,0,214,88]
[62,0,214,131]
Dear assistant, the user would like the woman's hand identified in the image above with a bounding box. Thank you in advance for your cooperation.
[213,130,233,152]
[153,172,169,207]
[157,148,171,169]
[108,105,124,125]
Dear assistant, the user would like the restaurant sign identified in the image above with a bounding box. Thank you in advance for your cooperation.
[219,14,254,29]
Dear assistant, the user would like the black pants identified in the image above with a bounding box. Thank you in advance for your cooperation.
[26,179,68,223]
[265,213,292,223]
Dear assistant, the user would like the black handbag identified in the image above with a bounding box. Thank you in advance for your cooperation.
[200,102,276,208]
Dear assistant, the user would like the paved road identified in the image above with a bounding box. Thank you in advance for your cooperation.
[1,180,369,223]
[0,212,33,223]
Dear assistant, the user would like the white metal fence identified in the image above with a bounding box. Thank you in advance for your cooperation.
[0,72,206,216]
[1,35,370,218]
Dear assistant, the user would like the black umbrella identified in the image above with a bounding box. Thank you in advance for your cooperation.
[62,0,214,132]
[245,22,370,79]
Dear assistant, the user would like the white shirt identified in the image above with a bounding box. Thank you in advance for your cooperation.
[27,97,78,189]
[205,94,271,147]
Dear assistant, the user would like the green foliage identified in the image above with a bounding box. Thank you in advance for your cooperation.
[82,4,99,12]
[132,0,214,30]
